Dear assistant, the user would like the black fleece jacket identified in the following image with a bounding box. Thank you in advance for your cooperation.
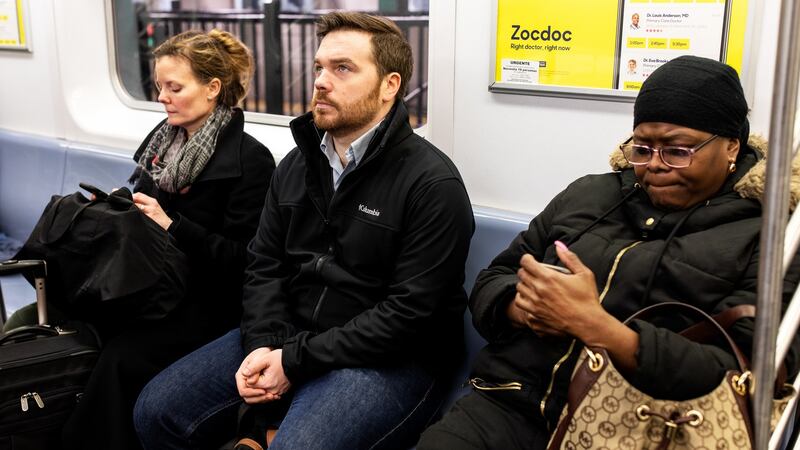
[469,146,800,429]
[240,102,474,384]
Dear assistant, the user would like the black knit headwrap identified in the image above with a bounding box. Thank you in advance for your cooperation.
[633,55,750,152]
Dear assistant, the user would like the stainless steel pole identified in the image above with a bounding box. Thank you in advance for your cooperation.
[754,0,800,447]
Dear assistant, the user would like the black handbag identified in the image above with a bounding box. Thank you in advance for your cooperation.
[13,188,189,322]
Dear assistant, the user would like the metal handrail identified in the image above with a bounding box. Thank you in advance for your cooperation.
[136,8,429,125]
[404,81,428,103]
[772,211,800,374]
[146,10,429,22]
[784,201,800,276]
[770,372,800,449]
[767,164,800,450]
[147,11,264,20]
[776,290,800,375]
[754,0,800,446]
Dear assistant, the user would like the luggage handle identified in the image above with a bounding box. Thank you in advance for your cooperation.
[0,260,48,325]
[0,324,60,345]
[0,259,47,277]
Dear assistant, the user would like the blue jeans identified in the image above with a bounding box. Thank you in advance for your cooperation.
[134,329,445,449]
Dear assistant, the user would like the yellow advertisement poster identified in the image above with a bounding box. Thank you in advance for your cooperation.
[495,0,619,89]
[0,0,29,51]
[493,0,748,96]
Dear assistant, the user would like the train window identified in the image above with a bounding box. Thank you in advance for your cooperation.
[110,0,429,127]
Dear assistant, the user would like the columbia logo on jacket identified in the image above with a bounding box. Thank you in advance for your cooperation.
[358,204,381,217]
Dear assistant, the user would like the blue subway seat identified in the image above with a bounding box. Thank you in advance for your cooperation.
[438,207,531,413]
[0,130,137,318]
[0,129,67,242]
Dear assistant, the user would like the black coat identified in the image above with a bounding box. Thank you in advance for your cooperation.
[240,102,475,384]
[133,109,275,333]
[469,146,800,429]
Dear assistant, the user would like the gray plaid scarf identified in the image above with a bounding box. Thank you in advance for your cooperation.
[131,105,233,193]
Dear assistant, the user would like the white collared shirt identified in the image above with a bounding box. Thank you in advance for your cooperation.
[319,120,383,190]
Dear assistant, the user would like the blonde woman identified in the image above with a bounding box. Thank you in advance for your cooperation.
[61,30,275,450]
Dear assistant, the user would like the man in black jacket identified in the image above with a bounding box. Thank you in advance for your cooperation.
[134,12,474,450]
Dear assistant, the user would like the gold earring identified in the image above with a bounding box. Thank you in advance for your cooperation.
[729,161,737,173]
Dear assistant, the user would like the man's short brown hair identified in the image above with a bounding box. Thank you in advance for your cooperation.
[317,11,413,100]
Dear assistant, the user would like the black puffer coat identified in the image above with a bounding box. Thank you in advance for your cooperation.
[469,142,800,430]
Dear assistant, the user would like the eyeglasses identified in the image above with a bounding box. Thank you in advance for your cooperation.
[619,134,719,169]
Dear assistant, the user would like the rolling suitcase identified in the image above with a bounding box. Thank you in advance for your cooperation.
[0,259,100,450]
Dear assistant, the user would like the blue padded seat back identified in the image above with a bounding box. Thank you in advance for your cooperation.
[62,144,136,196]
[441,207,532,408]
[0,130,67,241]
[0,129,137,242]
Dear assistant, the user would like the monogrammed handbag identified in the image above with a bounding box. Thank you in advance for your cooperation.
[547,302,795,450]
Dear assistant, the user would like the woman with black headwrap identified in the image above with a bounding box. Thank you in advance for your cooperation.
[418,56,800,449]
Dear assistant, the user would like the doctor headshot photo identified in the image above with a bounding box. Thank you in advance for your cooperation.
[631,13,640,30]
[628,59,638,76]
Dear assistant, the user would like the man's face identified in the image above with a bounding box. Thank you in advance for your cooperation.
[311,29,385,137]
[632,14,639,26]
[628,60,636,71]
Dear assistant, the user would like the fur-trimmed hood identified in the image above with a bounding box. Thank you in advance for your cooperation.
[608,134,800,211]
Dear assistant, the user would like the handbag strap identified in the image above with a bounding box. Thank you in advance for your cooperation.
[39,188,136,245]
[547,346,610,449]
[680,304,790,392]
[624,302,750,372]
[39,195,95,245]
[680,304,755,343]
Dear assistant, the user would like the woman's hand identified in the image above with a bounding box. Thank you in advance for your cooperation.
[512,242,603,338]
[511,241,640,372]
[132,192,173,230]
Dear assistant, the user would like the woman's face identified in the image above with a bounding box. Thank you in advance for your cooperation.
[632,122,740,211]
[154,56,220,136]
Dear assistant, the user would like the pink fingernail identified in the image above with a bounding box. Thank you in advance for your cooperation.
[554,240,568,251]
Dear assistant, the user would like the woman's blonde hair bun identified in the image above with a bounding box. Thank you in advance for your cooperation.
[154,29,254,107]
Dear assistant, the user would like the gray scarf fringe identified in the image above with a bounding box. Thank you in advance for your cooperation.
[132,105,233,193]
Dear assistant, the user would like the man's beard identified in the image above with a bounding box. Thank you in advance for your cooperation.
[312,82,382,136]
